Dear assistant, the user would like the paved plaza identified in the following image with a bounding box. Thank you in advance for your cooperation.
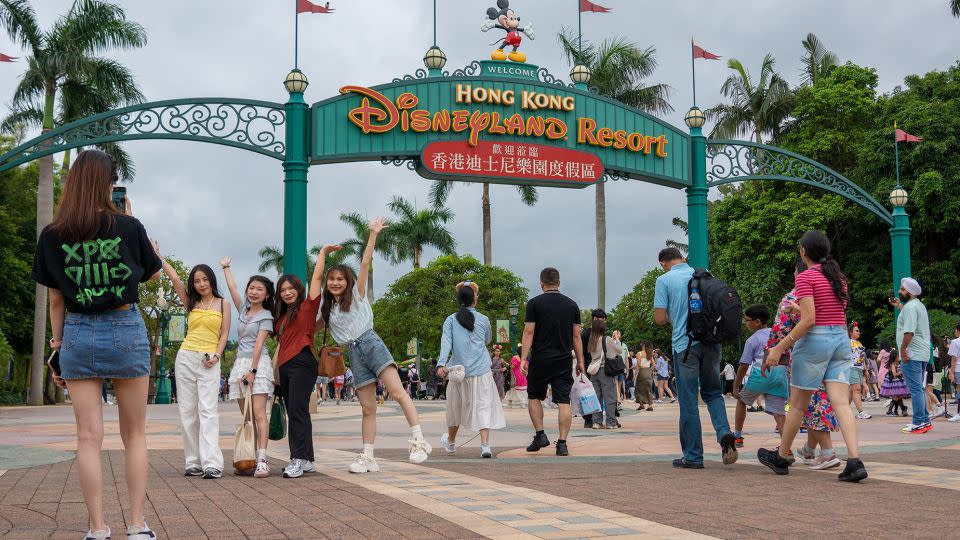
[1,397,959,539]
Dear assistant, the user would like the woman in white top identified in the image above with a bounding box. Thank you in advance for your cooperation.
[587,316,623,429]
[315,218,432,474]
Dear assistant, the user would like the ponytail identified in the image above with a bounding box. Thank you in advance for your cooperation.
[799,230,848,306]
[455,285,476,332]
[820,258,849,306]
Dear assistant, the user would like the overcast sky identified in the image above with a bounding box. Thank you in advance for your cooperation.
[1,1,957,314]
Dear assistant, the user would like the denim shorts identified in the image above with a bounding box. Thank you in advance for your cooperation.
[60,304,150,380]
[849,367,863,385]
[346,329,395,388]
[791,326,852,390]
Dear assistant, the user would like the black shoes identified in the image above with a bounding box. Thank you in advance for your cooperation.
[720,433,739,465]
[757,448,791,475]
[672,458,704,469]
[526,432,550,452]
[555,440,569,456]
[838,458,868,482]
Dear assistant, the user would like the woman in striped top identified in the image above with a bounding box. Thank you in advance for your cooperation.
[758,230,867,482]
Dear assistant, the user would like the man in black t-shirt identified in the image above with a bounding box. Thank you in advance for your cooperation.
[520,267,585,456]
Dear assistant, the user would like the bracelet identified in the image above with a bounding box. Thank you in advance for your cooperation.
[222,265,229,269]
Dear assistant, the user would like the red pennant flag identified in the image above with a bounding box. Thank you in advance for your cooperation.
[693,44,720,60]
[579,0,611,13]
[297,0,333,14]
[895,129,922,143]
[0,53,17,62]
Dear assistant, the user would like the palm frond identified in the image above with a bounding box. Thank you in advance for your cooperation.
[428,179,455,208]
[515,184,538,206]
[0,0,42,52]
[1,105,42,133]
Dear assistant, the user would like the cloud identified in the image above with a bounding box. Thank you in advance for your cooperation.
[1,0,956,313]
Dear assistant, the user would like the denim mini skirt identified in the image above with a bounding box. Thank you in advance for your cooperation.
[60,304,150,379]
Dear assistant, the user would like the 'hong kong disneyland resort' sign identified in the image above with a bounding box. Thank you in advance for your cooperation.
[310,60,690,189]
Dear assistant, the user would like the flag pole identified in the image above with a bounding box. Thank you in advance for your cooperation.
[691,37,697,107]
[433,0,437,46]
[294,0,299,68]
[894,120,901,187]
[577,0,582,57]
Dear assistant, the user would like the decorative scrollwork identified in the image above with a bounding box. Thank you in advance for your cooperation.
[536,67,577,89]
[0,98,287,173]
[380,157,417,171]
[706,140,892,225]
[450,61,483,77]
[392,68,430,83]
[603,169,630,182]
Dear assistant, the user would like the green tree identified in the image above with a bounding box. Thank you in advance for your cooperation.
[0,145,38,352]
[557,30,672,309]
[952,0,960,17]
[386,196,456,269]
[607,268,672,350]
[0,0,147,405]
[665,217,689,255]
[428,179,536,266]
[336,212,395,302]
[372,254,527,359]
[799,33,838,87]
[138,257,187,402]
[259,244,352,280]
[706,53,795,143]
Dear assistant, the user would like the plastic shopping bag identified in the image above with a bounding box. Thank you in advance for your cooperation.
[571,375,600,416]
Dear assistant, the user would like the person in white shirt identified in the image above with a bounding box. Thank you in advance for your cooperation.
[722,362,736,396]
[947,323,960,422]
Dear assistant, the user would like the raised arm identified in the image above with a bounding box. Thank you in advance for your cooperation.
[310,244,342,301]
[214,298,231,362]
[152,240,188,308]
[357,217,388,299]
[219,257,243,313]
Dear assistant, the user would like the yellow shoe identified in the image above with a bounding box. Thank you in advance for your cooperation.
[491,49,507,61]
[508,51,527,63]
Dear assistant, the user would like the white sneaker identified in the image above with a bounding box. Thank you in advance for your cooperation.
[283,459,305,478]
[126,523,156,540]
[948,414,960,423]
[809,453,842,470]
[654,399,664,403]
[84,527,111,540]
[301,460,316,473]
[254,461,270,478]
[480,444,493,458]
[933,405,946,417]
[794,446,817,466]
[669,398,677,403]
[409,438,432,464]
[348,453,380,474]
[856,410,872,419]
[440,433,456,454]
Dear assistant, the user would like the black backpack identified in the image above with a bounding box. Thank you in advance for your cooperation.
[687,268,742,345]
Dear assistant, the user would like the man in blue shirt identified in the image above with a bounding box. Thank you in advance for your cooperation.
[654,248,737,468]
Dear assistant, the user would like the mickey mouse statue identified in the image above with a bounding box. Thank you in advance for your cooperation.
[481,0,535,63]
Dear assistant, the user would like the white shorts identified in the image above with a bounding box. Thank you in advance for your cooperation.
[228,355,274,400]
[446,371,506,432]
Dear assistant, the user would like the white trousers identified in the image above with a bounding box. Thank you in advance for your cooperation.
[175,349,223,470]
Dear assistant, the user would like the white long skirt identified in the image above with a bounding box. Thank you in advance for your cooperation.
[446,371,506,432]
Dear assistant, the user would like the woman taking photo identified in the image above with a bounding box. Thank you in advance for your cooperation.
[220,258,275,477]
[33,149,162,540]
[437,282,506,458]
[317,217,432,474]
[634,342,655,411]
[758,230,867,482]
[155,249,231,480]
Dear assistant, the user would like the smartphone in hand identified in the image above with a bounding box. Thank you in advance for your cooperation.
[111,186,127,213]
[48,350,61,376]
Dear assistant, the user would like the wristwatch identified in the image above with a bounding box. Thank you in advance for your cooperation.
[250,368,258,374]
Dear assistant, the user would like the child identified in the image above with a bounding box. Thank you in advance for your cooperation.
[795,388,842,469]
[881,349,910,416]
[734,304,785,446]
[316,217,432,473]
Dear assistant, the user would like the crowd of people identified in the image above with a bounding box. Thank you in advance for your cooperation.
[32,150,960,540]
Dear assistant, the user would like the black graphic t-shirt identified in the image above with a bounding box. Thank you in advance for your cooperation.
[32,214,162,313]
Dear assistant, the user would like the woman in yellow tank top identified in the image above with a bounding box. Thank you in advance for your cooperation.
[154,244,231,479]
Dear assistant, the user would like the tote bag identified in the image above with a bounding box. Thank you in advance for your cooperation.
[269,394,287,441]
[743,364,789,398]
[232,385,257,472]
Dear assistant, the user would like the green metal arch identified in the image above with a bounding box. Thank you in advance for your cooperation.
[705,139,893,226]
[0,97,287,175]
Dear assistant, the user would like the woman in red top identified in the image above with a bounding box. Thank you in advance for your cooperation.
[273,251,327,479]
[759,230,867,482]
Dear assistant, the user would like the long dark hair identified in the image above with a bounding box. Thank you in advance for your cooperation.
[275,274,305,334]
[186,264,222,312]
[320,265,356,326]
[455,285,476,331]
[800,230,848,305]
[589,317,607,351]
[247,275,275,313]
[51,149,121,242]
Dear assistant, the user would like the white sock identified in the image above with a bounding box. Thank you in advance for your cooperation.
[411,425,424,440]
[257,449,266,461]
[363,444,375,458]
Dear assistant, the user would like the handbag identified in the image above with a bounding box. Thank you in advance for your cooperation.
[269,394,287,441]
[743,355,789,398]
[317,327,346,378]
[232,385,257,472]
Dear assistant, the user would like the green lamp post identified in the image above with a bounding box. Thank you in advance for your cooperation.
[508,301,519,356]
[889,186,911,295]
[684,106,708,269]
[283,69,310,281]
[155,307,172,404]
[570,64,591,91]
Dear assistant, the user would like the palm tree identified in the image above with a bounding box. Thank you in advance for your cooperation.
[429,180,536,266]
[706,53,795,143]
[257,245,285,275]
[557,30,672,309]
[665,217,689,255]
[952,0,960,17]
[799,33,838,87]
[337,212,394,302]
[387,196,456,269]
[0,0,146,405]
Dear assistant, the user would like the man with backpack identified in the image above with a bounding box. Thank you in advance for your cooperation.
[653,248,739,469]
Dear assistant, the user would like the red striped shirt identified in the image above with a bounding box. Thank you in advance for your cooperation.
[794,265,847,326]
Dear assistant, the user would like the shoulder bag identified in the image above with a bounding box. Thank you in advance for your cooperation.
[317,326,346,378]
[232,385,257,472]
[603,337,626,377]
[269,393,287,441]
